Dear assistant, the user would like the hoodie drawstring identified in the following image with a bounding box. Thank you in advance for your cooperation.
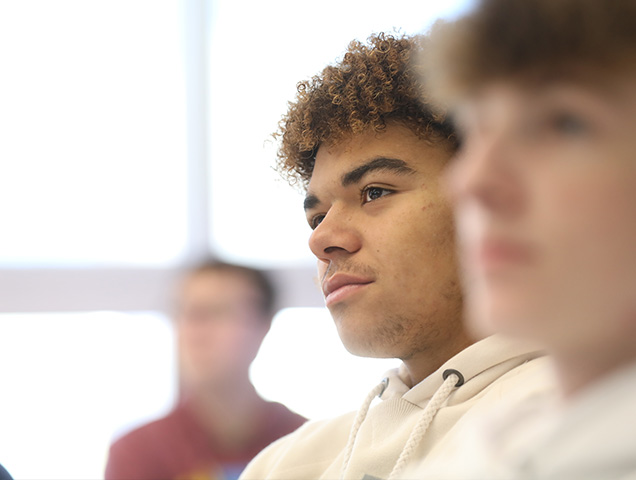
[387,371,462,479]
[340,370,463,480]
[340,378,389,479]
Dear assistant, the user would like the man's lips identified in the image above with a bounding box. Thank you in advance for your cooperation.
[322,273,373,306]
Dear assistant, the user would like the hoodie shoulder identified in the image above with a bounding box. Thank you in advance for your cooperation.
[240,410,356,480]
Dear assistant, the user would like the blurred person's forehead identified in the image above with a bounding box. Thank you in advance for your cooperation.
[514,63,636,92]
[457,65,636,117]
[178,270,266,305]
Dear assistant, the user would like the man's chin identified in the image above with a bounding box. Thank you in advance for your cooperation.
[333,313,402,358]
[337,332,399,359]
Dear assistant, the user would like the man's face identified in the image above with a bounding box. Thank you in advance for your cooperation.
[176,271,270,388]
[305,124,465,361]
[448,75,636,357]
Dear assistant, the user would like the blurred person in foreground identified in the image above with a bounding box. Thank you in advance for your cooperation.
[239,32,548,480]
[406,0,636,478]
[105,260,306,480]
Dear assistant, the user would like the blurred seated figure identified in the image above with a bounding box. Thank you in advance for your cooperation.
[105,260,306,480]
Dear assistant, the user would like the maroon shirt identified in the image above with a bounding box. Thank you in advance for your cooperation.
[105,399,306,480]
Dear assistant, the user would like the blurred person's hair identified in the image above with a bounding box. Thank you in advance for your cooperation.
[186,259,276,317]
[423,0,636,102]
[275,32,457,189]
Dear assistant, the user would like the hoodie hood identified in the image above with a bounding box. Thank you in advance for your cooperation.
[238,334,549,480]
[341,335,544,479]
[392,335,544,406]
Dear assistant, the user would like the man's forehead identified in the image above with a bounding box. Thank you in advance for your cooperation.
[305,125,453,196]
[310,133,428,178]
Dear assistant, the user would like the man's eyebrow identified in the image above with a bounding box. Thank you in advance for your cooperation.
[303,193,320,211]
[304,158,415,211]
[341,157,416,187]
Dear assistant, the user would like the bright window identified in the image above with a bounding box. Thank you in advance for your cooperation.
[0,0,188,266]
[0,312,176,480]
[252,308,400,420]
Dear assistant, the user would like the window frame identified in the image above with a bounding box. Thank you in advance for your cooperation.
[0,0,322,316]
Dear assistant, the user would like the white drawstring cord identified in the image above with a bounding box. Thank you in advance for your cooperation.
[340,378,389,479]
[340,370,463,480]
[387,371,462,480]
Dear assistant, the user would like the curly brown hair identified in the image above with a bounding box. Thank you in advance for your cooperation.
[274,32,457,188]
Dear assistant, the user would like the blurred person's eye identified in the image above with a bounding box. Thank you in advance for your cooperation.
[182,307,213,322]
[183,302,264,323]
[181,305,224,322]
[549,111,589,136]
[519,107,590,144]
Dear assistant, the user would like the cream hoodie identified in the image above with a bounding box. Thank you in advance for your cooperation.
[406,358,636,480]
[240,335,549,480]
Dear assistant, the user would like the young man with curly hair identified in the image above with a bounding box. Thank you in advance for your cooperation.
[240,33,547,480]
[406,0,636,478]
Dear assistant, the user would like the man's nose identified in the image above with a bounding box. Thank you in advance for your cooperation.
[308,205,362,262]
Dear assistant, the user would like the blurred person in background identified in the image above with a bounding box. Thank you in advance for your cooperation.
[240,32,548,480]
[406,0,636,478]
[105,260,306,480]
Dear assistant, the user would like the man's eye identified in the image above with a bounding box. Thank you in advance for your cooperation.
[362,186,392,204]
[309,214,325,230]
